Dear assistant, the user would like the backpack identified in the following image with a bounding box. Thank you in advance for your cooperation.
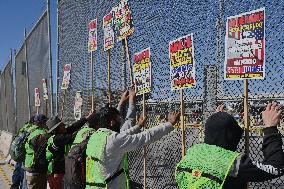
[10,125,37,162]
[64,138,90,188]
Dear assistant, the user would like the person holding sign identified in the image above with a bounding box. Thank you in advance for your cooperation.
[45,112,95,189]
[175,103,284,189]
[85,105,180,188]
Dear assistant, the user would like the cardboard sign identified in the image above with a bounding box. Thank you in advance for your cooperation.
[113,0,134,41]
[61,64,71,90]
[224,8,265,80]
[74,91,83,120]
[133,48,151,95]
[103,12,115,51]
[169,34,196,90]
[35,88,41,107]
[88,19,98,52]
[42,79,48,100]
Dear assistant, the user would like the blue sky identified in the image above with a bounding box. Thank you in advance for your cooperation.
[0,0,57,71]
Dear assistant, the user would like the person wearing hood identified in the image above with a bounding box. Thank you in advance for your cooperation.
[45,112,95,189]
[175,102,284,189]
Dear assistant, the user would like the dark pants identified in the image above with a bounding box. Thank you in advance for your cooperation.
[64,182,84,189]
[10,162,26,189]
[48,173,64,189]
[26,173,47,189]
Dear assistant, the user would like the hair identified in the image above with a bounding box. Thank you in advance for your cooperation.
[33,114,48,128]
[98,106,120,129]
[87,112,101,129]
[25,115,35,124]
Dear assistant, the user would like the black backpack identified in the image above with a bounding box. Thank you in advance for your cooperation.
[10,125,38,162]
[64,138,89,189]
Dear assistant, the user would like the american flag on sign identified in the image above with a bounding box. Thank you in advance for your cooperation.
[254,40,264,61]
[241,24,264,61]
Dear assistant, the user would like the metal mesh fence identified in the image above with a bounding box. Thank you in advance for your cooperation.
[58,0,284,188]
[0,60,16,134]
[3,61,16,134]
[14,10,51,132]
[0,72,6,131]
[15,46,30,132]
[0,73,3,131]
[26,11,51,116]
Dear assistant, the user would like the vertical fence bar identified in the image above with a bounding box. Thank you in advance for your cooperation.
[56,0,60,115]
[14,49,18,132]
[47,0,54,116]
[24,28,31,118]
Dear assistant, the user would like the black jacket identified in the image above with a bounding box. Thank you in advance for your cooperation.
[205,112,284,189]
[47,117,87,174]
[224,126,284,188]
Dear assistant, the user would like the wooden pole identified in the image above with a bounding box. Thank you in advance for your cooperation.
[45,99,48,117]
[91,51,95,111]
[60,89,66,119]
[124,38,134,86]
[143,93,147,189]
[36,107,39,115]
[180,89,186,157]
[107,50,112,105]
[244,80,250,155]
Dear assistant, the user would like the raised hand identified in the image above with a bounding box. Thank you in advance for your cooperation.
[262,102,282,127]
[167,112,181,125]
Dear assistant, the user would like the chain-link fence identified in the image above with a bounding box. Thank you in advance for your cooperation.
[14,10,52,133]
[57,0,284,188]
[0,60,16,134]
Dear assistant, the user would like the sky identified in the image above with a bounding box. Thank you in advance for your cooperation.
[0,0,57,72]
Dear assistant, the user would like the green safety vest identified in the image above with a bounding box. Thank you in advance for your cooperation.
[86,130,129,189]
[71,126,95,150]
[24,128,47,169]
[46,134,76,174]
[175,143,239,189]
[18,123,38,134]
[46,135,55,174]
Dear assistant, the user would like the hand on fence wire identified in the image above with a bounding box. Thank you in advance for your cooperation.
[262,102,282,127]
[216,104,225,113]
[167,112,181,125]
[138,115,146,128]
[118,91,129,106]
[129,89,136,103]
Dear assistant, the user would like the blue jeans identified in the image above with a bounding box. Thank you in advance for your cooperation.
[10,162,27,189]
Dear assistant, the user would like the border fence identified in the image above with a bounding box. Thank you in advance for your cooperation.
[0,0,282,188]
[57,0,284,188]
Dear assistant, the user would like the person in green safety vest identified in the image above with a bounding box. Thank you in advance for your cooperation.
[10,115,36,189]
[64,90,137,189]
[85,105,180,189]
[24,114,49,189]
[175,103,284,189]
[45,111,96,189]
